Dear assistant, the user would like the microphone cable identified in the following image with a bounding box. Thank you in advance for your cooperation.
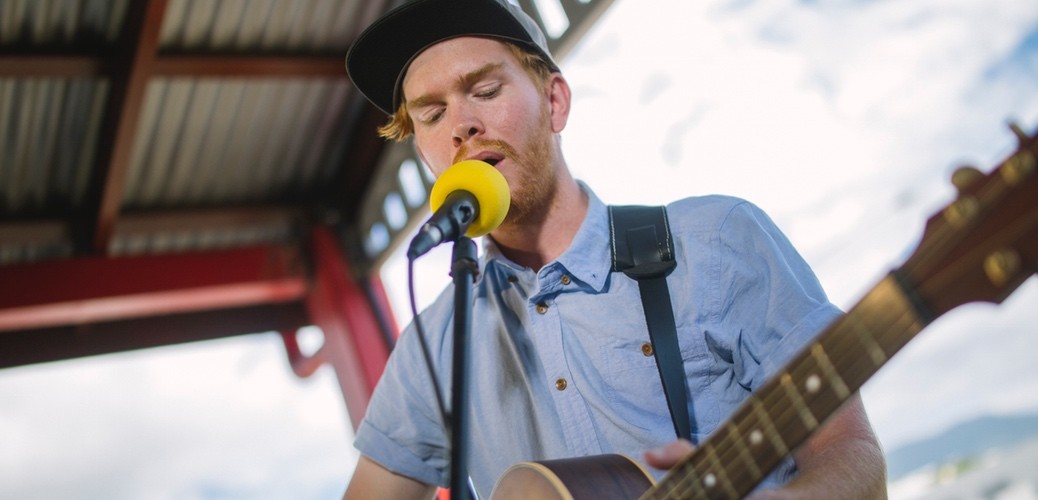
[407,256,452,434]
[401,159,510,444]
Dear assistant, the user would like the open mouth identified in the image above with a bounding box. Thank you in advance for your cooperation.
[469,150,505,167]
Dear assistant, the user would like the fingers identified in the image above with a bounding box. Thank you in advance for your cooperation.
[644,439,696,470]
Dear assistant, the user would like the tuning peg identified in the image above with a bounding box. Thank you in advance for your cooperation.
[1008,121,1029,144]
[951,166,984,193]
[984,249,1022,289]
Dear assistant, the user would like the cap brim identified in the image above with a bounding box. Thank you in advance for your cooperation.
[346,0,557,115]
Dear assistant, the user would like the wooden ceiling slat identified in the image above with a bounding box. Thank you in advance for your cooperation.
[82,0,168,254]
[153,55,349,77]
[0,56,104,77]
[0,54,348,78]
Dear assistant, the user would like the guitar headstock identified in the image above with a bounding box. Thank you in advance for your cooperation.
[900,123,1038,320]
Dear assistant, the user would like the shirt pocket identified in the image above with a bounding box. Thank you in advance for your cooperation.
[596,325,720,438]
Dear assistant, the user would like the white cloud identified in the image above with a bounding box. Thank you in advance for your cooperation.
[0,334,357,499]
[558,0,1038,455]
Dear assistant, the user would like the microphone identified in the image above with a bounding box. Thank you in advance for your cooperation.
[406,160,510,260]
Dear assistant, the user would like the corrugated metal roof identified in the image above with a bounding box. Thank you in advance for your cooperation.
[0,0,614,356]
[0,78,106,214]
[121,77,351,210]
[159,0,363,51]
[1,0,386,266]
[0,0,129,46]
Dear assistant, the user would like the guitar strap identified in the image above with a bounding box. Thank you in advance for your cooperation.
[608,205,692,441]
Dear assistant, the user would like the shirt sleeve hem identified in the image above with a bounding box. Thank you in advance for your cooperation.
[354,420,448,488]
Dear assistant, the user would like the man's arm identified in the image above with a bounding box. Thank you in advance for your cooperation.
[646,394,887,499]
[772,393,887,499]
[343,455,437,500]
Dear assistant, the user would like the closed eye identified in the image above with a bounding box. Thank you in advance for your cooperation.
[414,107,444,125]
[475,85,501,99]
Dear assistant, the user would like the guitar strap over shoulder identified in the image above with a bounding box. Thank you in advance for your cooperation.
[608,205,692,442]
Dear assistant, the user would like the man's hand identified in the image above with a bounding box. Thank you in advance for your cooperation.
[644,439,696,470]
[643,395,886,499]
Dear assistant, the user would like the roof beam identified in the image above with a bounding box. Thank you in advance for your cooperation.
[80,0,168,255]
[0,303,309,370]
[0,244,307,333]
[0,54,348,78]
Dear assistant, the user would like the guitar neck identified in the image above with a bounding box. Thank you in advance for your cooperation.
[645,274,927,499]
[643,126,1038,499]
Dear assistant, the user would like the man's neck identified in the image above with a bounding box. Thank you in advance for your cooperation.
[489,175,587,271]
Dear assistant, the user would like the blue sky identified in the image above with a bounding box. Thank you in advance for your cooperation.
[2,0,1037,498]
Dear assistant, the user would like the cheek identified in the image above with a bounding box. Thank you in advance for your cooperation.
[414,135,450,175]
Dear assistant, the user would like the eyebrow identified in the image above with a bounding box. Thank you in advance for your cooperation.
[406,62,505,111]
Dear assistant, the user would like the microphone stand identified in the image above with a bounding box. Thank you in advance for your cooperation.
[449,236,479,500]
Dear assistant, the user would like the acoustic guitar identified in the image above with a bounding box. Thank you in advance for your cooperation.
[491,124,1038,499]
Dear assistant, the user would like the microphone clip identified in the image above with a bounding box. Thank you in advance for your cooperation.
[406,190,478,260]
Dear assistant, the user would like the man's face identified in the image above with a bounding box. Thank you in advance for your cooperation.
[402,37,561,226]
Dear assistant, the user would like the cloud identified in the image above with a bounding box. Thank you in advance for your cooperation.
[559,0,1038,456]
[0,334,357,499]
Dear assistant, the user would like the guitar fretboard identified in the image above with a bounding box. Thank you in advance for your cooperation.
[644,275,926,499]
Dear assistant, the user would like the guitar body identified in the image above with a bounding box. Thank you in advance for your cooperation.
[491,454,655,500]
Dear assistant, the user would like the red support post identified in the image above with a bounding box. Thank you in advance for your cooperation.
[304,226,396,430]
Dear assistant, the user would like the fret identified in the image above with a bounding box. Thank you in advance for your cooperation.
[702,443,740,499]
[780,373,819,430]
[810,343,851,400]
[750,397,788,456]
[847,312,888,367]
[678,465,709,499]
[724,421,762,480]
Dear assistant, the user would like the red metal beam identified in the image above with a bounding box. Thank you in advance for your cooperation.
[304,226,394,428]
[0,245,307,332]
[0,303,308,370]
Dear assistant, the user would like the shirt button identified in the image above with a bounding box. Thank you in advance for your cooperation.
[536,302,549,314]
[555,378,568,391]
[560,275,571,285]
[507,275,518,284]
[641,342,654,356]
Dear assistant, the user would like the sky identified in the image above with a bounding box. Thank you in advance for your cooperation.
[2,0,1037,498]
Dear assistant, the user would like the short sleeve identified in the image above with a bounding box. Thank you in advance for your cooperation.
[713,201,842,390]
[352,294,455,487]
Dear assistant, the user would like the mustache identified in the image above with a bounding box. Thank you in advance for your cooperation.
[453,139,519,165]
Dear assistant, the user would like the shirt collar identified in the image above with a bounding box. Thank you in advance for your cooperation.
[480,182,611,292]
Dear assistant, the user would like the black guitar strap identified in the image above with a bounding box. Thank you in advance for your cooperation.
[608,205,692,441]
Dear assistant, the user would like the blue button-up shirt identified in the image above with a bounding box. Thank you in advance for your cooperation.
[354,186,842,497]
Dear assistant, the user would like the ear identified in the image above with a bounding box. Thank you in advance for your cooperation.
[546,73,571,133]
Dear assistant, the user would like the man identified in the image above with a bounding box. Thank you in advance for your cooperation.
[343,0,887,498]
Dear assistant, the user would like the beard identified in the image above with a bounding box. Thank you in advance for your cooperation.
[453,108,557,228]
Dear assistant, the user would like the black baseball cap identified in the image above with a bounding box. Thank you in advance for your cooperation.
[346,0,560,115]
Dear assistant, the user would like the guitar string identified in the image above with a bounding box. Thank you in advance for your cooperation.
[659,144,1038,498]
[649,145,1037,498]
[665,187,1013,497]
[678,148,1038,497]
[653,302,900,498]
[673,306,918,499]
[653,290,922,499]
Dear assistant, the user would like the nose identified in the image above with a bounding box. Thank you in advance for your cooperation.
[451,108,484,148]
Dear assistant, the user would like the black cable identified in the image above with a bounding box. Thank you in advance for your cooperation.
[408,257,452,434]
